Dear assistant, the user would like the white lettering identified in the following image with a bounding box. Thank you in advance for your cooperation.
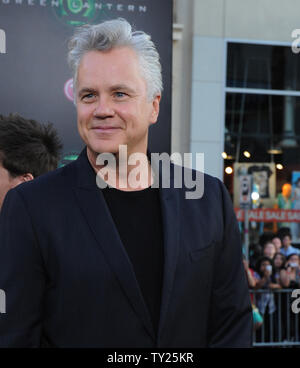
[96,153,116,189]
[292,289,300,314]
[128,4,134,11]
[95,3,102,10]
[0,29,6,54]
[51,0,59,7]
[127,152,149,189]
[82,1,89,9]
[107,353,142,366]
[0,289,6,314]
[291,29,300,54]
[184,153,204,200]
[139,5,147,12]
[94,147,205,199]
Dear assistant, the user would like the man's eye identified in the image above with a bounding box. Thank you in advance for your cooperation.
[82,93,95,100]
[115,92,127,98]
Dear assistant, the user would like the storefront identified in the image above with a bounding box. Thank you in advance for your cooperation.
[223,40,300,244]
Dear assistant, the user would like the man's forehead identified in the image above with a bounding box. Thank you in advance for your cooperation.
[79,47,139,69]
[77,51,145,91]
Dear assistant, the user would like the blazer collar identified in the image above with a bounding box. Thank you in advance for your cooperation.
[71,147,180,343]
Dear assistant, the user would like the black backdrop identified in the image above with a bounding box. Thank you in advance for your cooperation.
[0,0,172,161]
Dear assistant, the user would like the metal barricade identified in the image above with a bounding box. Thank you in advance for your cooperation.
[250,289,300,347]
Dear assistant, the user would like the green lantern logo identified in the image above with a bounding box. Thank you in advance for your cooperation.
[53,0,106,26]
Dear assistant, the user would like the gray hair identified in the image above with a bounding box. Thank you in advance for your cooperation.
[67,18,163,101]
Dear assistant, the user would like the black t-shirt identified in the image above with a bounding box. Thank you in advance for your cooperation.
[102,186,164,335]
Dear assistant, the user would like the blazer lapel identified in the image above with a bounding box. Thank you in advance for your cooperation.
[156,163,181,341]
[71,149,156,341]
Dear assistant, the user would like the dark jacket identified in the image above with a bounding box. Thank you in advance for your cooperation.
[0,149,252,347]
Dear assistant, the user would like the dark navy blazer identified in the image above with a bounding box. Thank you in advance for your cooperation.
[0,149,252,347]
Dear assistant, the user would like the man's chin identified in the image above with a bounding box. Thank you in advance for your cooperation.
[89,143,124,155]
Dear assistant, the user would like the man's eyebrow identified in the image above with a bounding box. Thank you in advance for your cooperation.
[78,87,97,96]
[109,84,136,93]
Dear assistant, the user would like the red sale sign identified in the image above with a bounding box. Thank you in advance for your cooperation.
[235,209,300,223]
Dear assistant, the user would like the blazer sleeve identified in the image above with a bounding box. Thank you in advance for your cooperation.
[207,180,253,347]
[0,188,46,347]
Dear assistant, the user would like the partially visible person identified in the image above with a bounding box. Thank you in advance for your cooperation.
[259,233,273,248]
[280,253,300,341]
[271,236,282,253]
[243,256,263,331]
[254,257,279,317]
[283,253,300,289]
[254,257,280,342]
[280,233,300,257]
[275,183,292,230]
[272,252,286,287]
[249,242,263,270]
[0,113,62,210]
[254,257,281,293]
[243,256,256,289]
[291,178,300,240]
[263,241,276,260]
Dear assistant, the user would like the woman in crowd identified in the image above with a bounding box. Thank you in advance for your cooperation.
[263,241,276,260]
[254,257,281,341]
[254,257,281,313]
[272,236,282,253]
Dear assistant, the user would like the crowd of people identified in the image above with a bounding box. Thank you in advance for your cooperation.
[244,227,300,341]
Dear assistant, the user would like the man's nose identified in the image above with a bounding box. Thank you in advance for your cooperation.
[93,97,115,119]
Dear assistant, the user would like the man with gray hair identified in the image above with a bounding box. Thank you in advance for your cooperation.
[0,18,252,348]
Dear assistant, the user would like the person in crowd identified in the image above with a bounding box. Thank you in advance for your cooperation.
[272,252,287,287]
[254,256,280,314]
[271,236,282,253]
[0,113,62,210]
[291,178,300,240]
[243,256,263,331]
[254,257,281,292]
[259,233,273,248]
[263,241,276,260]
[249,242,263,270]
[243,256,257,289]
[280,253,300,289]
[254,257,281,342]
[279,253,300,341]
[280,233,300,257]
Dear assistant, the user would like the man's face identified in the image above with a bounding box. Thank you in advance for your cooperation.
[76,47,160,161]
[282,235,291,248]
[0,163,22,210]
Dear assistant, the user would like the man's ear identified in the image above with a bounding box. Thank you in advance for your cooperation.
[20,173,34,183]
[149,95,161,125]
[10,173,34,190]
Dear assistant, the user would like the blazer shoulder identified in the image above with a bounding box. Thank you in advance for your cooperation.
[13,160,77,199]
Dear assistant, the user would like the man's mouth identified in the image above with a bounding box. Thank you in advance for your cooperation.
[91,126,122,133]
